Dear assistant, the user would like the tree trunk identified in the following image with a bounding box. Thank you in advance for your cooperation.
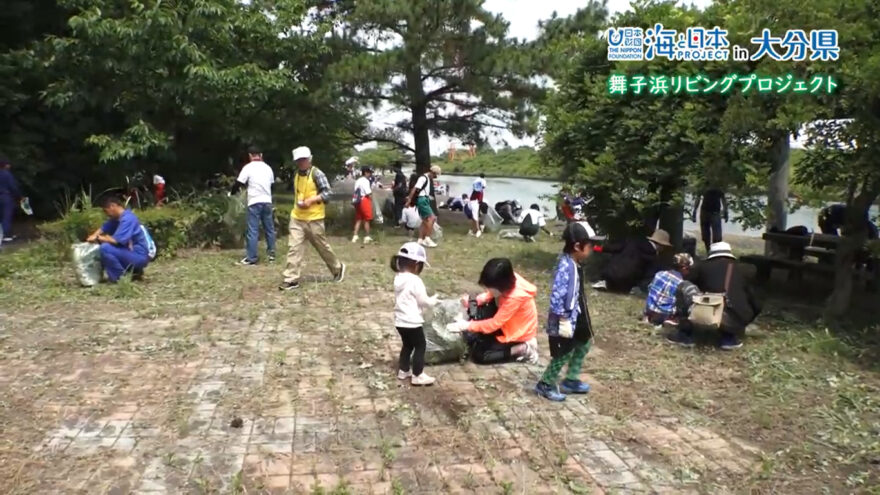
[411,103,431,175]
[765,133,790,255]
[404,61,431,175]
[657,183,684,250]
[825,190,878,316]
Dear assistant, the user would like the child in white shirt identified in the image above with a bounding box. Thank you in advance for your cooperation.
[392,242,438,386]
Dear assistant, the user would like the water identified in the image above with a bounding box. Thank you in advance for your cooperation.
[436,173,878,238]
[440,174,561,219]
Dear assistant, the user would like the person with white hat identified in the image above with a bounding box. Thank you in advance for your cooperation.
[667,241,761,350]
[391,242,438,386]
[279,146,345,291]
[344,156,359,178]
[593,229,672,293]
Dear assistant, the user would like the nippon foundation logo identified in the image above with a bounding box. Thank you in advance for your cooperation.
[607,25,839,63]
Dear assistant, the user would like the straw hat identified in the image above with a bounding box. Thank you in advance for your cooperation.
[647,229,672,247]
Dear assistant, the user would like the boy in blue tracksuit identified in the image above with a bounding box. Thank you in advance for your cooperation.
[86,196,150,282]
[535,222,601,402]
[0,157,22,241]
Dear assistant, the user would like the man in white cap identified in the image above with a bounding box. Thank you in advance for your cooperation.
[667,241,761,350]
[279,146,345,290]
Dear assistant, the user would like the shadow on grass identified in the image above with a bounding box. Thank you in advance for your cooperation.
[508,248,559,274]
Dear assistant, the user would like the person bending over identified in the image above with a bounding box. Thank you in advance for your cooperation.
[447,258,539,364]
[86,196,151,283]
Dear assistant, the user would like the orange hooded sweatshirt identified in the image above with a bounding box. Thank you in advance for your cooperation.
[467,273,538,343]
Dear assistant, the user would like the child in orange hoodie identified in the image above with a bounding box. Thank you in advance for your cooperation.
[448,258,539,364]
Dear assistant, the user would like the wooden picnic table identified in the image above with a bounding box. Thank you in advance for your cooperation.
[742,232,878,290]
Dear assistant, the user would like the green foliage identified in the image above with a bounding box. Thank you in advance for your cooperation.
[356,145,408,169]
[185,193,248,249]
[325,0,543,171]
[441,147,558,179]
[0,0,363,216]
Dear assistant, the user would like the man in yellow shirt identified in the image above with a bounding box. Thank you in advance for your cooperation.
[279,146,346,290]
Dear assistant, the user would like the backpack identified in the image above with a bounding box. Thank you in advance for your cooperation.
[351,188,362,206]
[141,225,157,260]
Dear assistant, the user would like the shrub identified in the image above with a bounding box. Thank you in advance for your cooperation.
[136,208,191,257]
[183,193,247,248]
[39,208,105,246]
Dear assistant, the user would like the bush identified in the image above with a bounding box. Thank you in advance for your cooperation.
[184,193,247,248]
[136,208,191,257]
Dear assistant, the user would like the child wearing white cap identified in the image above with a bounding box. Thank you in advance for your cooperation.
[391,242,438,385]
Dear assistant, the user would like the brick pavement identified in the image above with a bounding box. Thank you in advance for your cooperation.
[22,301,763,494]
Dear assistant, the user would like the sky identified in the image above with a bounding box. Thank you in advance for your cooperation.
[363,0,716,154]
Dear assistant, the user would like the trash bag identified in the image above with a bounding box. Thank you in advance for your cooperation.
[373,196,384,225]
[72,242,102,287]
[432,222,443,240]
[498,229,523,240]
[423,299,469,364]
[382,197,395,219]
[482,207,504,233]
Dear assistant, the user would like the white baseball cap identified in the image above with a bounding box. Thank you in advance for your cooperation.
[397,242,430,266]
[292,146,312,161]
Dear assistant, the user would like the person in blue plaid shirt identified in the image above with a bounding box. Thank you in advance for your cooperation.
[644,253,694,326]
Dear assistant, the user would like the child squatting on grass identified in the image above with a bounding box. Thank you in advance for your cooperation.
[391,242,438,386]
[535,222,602,402]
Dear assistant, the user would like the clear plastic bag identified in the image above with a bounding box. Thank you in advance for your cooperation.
[432,222,443,240]
[423,299,469,364]
[482,208,503,233]
[373,196,384,225]
[72,242,102,287]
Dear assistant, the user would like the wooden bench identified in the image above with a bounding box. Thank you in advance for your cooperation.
[739,254,835,284]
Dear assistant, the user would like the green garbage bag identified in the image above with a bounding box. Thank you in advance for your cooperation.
[72,242,102,287]
[423,299,469,364]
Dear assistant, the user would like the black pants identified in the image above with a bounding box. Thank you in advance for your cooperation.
[397,327,426,376]
[700,212,722,252]
[393,195,406,225]
[519,224,539,238]
[469,331,516,364]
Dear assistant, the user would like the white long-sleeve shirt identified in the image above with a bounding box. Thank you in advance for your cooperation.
[394,272,437,328]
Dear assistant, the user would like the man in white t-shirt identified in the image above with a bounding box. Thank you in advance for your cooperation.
[518,204,553,242]
[230,145,276,265]
[468,173,487,237]
[352,166,375,244]
[405,165,441,248]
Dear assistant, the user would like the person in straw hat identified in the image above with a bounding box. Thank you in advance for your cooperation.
[592,229,673,293]
[666,241,761,350]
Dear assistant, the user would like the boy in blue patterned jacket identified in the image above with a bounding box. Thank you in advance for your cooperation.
[535,222,602,402]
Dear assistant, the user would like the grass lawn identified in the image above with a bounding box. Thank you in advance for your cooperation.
[0,209,878,494]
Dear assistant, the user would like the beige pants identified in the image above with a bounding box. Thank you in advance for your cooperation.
[282,218,342,283]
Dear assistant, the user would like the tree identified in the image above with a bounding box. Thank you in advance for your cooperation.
[38,0,362,185]
[792,2,880,315]
[325,0,543,174]
[543,2,715,245]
